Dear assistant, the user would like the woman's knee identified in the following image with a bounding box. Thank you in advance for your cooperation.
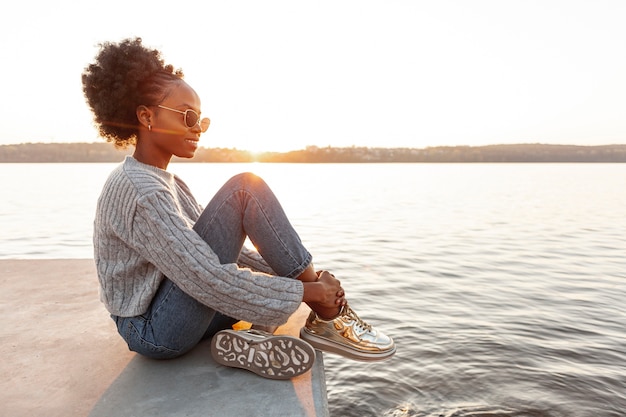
[227,172,268,190]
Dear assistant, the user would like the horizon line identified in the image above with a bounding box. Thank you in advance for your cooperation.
[2,141,625,154]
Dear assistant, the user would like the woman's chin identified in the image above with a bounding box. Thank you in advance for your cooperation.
[175,151,196,159]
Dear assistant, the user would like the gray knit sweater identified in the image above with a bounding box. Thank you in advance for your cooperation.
[93,156,304,326]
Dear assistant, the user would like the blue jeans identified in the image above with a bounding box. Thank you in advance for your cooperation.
[113,172,312,359]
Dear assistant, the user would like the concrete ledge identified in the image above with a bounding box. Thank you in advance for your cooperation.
[0,259,328,417]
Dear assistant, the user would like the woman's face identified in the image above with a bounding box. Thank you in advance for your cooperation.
[148,81,207,160]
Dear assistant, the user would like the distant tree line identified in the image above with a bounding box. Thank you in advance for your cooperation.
[1,142,625,163]
[248,144,626,163]
[0,142,132,162]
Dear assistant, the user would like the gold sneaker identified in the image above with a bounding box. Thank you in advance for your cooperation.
[300,305,396,361]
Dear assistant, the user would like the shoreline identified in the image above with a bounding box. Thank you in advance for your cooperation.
[2,142,626,163]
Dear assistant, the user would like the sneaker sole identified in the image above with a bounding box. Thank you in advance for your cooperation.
[211,329,316,380]
[300,327,396,362]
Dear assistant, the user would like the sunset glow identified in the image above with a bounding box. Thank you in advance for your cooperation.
[1,1,625,151]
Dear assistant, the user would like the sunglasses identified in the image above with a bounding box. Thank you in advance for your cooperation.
[157,105,211,132]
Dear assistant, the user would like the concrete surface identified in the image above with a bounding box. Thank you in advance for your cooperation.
[0,259,328,417]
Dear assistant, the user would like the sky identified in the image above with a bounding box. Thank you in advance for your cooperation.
[1,1,625,152]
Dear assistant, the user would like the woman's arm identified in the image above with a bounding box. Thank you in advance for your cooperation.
[124,191,304,326]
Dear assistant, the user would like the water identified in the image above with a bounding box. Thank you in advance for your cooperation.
[1,162,625,416]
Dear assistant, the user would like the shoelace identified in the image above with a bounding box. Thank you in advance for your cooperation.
[343,306,373,332]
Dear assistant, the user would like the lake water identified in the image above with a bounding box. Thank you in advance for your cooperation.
[1,162,625,416]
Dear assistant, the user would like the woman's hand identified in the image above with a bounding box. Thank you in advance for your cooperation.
[302,270,347,319]
[316,270,347,307]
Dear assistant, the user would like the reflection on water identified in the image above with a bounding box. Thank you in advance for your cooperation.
[2,163,625,416]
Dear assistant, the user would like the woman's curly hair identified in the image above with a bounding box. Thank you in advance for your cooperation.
[82,37,184,148]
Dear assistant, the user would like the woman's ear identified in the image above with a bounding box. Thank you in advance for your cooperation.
[136,105,153,130]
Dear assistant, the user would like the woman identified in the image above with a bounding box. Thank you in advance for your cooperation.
[82,38,395,380]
